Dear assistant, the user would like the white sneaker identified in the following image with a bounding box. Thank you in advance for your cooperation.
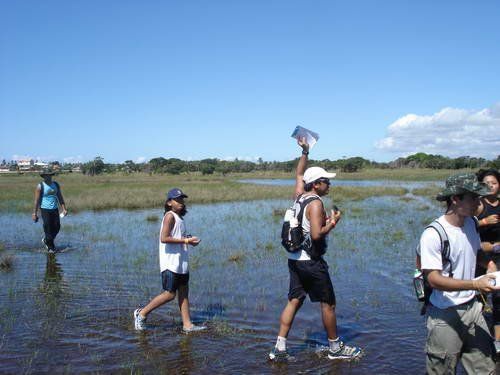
[269,347,295,362]
[327,340,362,360]
[134,308,146,330]
[182,324,207,333]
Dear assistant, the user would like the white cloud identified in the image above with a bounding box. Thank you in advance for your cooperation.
[135,156,147,163]
[62,155,85,163]
[375,103,500,158]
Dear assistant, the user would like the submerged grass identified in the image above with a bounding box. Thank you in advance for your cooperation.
[145,214,159,223]
[0,255,14,270]
[0,173,412,213]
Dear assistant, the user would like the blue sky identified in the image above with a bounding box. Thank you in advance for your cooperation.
[1,0,499,164]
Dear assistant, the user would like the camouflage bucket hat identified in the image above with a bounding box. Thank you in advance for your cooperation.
[436,172,491,201]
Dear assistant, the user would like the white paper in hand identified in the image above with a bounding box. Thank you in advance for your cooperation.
[291,126,319,149]
[474,271,500,288]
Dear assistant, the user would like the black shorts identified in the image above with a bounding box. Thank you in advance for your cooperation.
[161,270,189,292]
[288,258,336,305]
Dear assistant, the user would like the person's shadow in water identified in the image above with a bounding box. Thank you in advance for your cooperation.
[38,254,67,342]
[43,253,63,289]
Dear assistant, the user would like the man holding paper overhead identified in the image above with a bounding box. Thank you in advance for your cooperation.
[269,132,362,362]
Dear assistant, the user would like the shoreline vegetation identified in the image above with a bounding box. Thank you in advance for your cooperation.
[0,168,463,213]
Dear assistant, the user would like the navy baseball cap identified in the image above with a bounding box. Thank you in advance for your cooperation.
[167,188,188,200]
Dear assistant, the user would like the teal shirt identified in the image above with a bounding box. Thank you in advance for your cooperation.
[40,181,59,209]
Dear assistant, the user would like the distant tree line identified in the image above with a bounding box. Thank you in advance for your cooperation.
[74,153,500,175]
[4,153,499,175]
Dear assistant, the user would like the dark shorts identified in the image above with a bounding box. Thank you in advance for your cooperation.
[161,270,189,292]
[288,258,336,305]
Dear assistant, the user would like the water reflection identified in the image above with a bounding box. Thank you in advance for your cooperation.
[45,254,63,284]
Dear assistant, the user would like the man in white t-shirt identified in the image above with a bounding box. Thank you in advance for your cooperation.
[420,173,496,374]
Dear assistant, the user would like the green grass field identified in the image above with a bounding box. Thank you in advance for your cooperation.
[0,168,460,213]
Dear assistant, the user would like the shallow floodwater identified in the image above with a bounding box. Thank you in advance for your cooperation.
[0,195,493,373]
[239,178,439,189]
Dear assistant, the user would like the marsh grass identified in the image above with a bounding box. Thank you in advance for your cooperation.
[227,252,245,263]
[272,208,285,216]
[412,186,440,198]
[0,254,14,270]
[146,214,159,222]
[211,319,242,336]
[399,196,415,202]
[2,173,416,213]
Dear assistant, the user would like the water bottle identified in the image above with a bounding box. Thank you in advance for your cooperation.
[413,269,425,301]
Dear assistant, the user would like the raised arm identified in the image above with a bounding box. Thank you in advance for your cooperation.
[294,138,309,198]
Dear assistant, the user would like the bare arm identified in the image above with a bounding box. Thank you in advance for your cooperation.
[160,213,200,246]
[307,200,337,241]
[32,185,41,222]
[481,241,500,253]
[294,138,309,198]
[475,200,500,226]
[425,269,496,293]
[56,184,68,215]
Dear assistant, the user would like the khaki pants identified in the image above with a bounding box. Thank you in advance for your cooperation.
[426,300,495,375]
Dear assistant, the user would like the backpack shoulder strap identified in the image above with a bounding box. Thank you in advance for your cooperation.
[39,181,44,195]
[427,220,451,269]
[297,196,320,226]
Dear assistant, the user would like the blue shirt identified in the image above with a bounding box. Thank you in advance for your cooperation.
[40,181,59,209]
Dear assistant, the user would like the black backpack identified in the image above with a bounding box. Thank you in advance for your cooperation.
[281,195,322,256]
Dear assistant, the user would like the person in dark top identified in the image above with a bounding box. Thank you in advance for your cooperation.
[476,168,500,353]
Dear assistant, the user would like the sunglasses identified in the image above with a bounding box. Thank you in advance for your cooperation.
[316,178,330,186]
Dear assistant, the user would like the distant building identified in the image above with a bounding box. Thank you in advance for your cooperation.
[34,161,49,168]
[17,159,33,171]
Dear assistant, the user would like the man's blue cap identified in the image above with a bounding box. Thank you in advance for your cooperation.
[167,188,188,200]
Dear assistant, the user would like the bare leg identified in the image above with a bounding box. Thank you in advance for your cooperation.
[140,290,176,318]
[177,284,192,329]
[278,298,304,338]
[321,302,338,340]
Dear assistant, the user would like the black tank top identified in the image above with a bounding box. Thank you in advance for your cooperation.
[478,197,500,243]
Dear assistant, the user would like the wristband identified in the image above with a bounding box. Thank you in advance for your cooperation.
[184,238,189,245]
[302,150,309,155]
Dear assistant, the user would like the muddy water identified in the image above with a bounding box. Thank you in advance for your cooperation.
[0,196,491,373]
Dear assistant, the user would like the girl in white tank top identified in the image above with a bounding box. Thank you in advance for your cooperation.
[133,188,206,333]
